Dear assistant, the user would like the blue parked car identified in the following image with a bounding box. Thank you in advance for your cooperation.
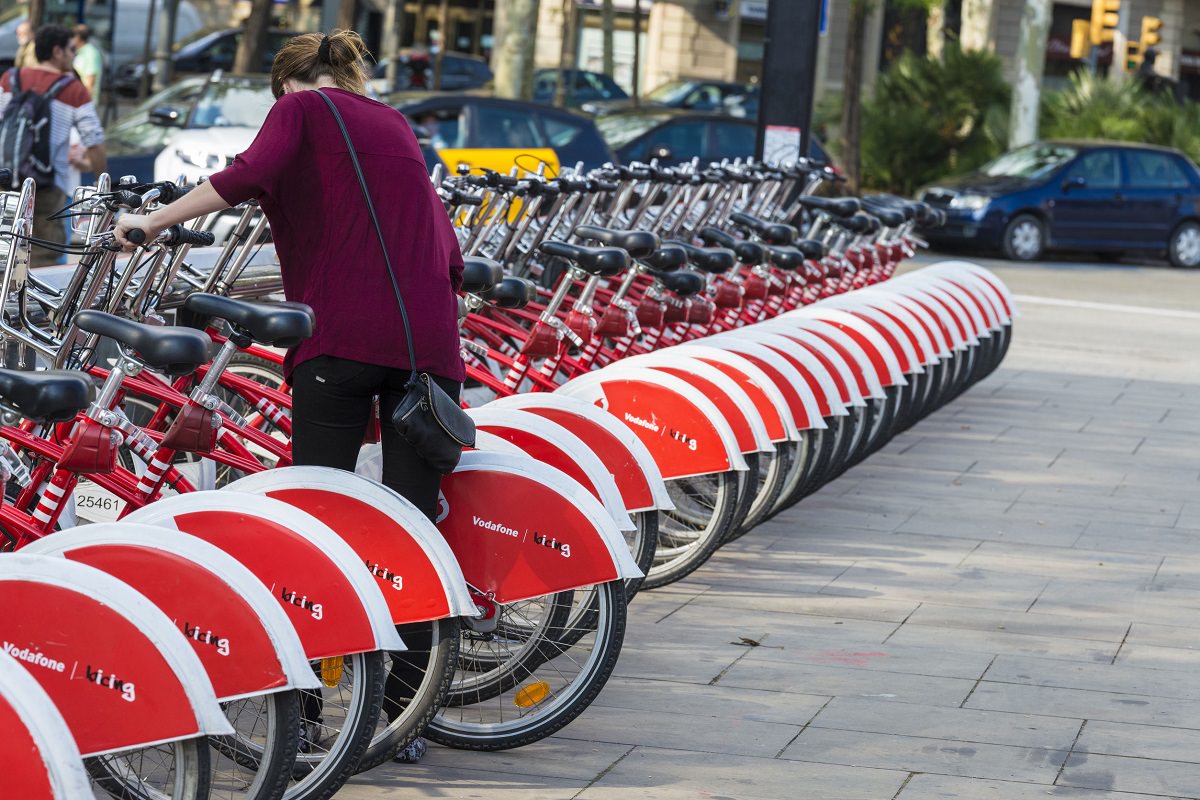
[918,140,1200,267]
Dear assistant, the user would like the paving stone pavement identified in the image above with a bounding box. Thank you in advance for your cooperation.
[342,260,1200,799]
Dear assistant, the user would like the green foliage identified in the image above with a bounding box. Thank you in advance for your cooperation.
[860,45,1010,195]
[1041,70,1200,162]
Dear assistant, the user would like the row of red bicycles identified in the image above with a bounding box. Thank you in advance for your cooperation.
[0,156,1014,800]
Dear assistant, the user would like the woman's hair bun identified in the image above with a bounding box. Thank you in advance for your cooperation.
[326,29,369,68]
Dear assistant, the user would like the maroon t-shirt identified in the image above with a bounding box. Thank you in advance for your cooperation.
[208,87,465,381]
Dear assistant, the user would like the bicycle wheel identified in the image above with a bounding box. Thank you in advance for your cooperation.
[208,690,300,800]
[354,618,461,773]
[768,430,815,515]
[427,580,627,750]
[287,650,385,800]
[726,442,793,541]
[642,470,739,589]
[450,590,575,685]
[726,453,760,540]
[87,738,211,800]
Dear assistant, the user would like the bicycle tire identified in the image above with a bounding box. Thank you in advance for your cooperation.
[427,580,626,751]
[447,590,575,698]
[725,442,792,541]
[355,618,460,773]
[624,510,658,600]
[208,689,300,800]
[726,452,760,539]
[87,737,211,800]
[642,469,739,589]
[285,650,385,800]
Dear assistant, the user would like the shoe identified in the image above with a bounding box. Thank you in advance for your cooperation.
[297,718,323,754]
[392,736,428,764]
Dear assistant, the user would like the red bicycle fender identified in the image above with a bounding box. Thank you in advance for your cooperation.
[0,554,229,757]
[469,408,634,530]
[0,651,92,798]
[124,493,402,659]
[438,452,641,603]
[226,467,478,624]
[684,339,823,431]
[557,368,746,480]
[24,523,320,699]
[488,394,673,513]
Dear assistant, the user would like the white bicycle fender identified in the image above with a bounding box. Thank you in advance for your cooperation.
[0,553,232,756]
[558,366,748,479]
[124,492,404,653]
[468,407,636,530]
[0,649,96,797]
[489,393,674,512]
[23,523,320,694]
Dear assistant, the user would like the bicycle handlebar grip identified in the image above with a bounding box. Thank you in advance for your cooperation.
[112,190,144,209]
[159,182,193,204]
[126,228,147,245]
[165,225,216,247]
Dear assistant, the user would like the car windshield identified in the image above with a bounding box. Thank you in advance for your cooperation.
[596,114,671,149]
[187,81,274,129]
[982,144,1078,178]
[645,81,696,105]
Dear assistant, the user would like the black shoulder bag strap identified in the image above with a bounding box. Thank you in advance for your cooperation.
[315,89,420,379]
[315,89,474,470]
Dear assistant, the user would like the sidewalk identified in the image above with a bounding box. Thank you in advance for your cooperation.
[347,262,1200,800]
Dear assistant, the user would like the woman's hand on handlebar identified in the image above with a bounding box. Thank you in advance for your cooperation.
[113,213,163,251]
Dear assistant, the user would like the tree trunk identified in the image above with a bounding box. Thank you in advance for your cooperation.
[137,0,158,99]
[1008,0,1050,147]
[491,0,540,99]
[553,0,578,107]
[153,0,181,91]
[337,0,358,32]
[383,0,408,89]
[432,0,450,88]
[233,0,274,75]
[840,0,868,193]
[601,0,615,75]
[26,0,45,29]
[960,0,994,52]
[631,0,641,104]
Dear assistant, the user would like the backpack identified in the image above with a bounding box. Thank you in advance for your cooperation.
[0,69,74,190]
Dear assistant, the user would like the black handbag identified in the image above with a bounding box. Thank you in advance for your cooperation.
[317,90,474,473]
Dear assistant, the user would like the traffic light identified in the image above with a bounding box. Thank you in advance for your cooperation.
[1126,41,1142,69]
[1140,15,1164,52]
[1090,0,1120,45]
[1070,18,1091,59]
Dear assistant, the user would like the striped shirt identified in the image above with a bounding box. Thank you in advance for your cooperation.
[0,67,105,196]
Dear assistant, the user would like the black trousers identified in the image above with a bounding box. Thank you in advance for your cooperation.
[290,355,461,727]
[290,355,462,520]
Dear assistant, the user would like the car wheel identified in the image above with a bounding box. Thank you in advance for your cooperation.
[1002,214,1045,262]
[1168,220,1200,268]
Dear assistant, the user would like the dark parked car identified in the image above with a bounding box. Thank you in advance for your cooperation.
[115,28,299,96]
[919,140,1200,267]
[532,69,627,107]
[373,51,493,92]
[597,110,833,168]
[394,95,615,173]
[581,78,751,116]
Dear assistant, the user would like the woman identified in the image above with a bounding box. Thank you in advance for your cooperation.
[114,29,464,764]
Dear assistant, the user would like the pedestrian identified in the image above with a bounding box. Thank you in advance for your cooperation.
[72,25,103,101]
[14,21,35,68]
[112,29,464,763]
[0,24,107,266]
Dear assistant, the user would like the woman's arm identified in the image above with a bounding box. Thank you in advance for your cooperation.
[112,180,231,249]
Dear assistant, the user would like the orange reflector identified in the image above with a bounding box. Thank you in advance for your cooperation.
[513,681,552,708]
[320,657,344,687]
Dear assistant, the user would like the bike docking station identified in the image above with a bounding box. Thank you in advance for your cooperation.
[0,170,1019,798]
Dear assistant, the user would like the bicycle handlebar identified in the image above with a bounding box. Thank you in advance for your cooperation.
[126,225,216,248]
